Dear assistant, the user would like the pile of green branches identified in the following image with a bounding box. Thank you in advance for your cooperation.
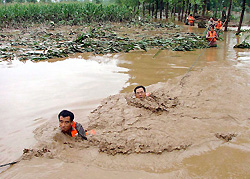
[74,28,209,54]
[234,35,250,49]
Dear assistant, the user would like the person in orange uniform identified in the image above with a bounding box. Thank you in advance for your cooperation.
[58,110,87,140]
[134,86,151,100]
[187,14,195,26]
[206,26,219,47]
[215,18,223,30]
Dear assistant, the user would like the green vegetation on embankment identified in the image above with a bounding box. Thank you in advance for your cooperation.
[0,2,135,27]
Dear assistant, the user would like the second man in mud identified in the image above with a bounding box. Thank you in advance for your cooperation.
[134,86,151,100]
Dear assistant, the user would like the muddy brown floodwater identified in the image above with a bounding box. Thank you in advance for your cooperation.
[1,25,250,178]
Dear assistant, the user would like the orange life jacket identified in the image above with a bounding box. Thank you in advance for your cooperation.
[215,21,222,29]
[208,31,217,42]
[188,16,194,23]
[71,121,78,137]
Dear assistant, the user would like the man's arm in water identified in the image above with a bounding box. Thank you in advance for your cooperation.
[75,122,87,140]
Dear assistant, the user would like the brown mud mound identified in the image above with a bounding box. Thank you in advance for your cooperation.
[85,62,250,155]
[126,93,179,112]
[87,93,184,155]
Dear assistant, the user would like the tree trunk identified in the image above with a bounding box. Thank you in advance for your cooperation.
[202,0,206,17]
[160,0,163,19]
[143,2,145,17]
[224,0,232,31]
[155,0,158,19]
[236,0,246,34]
[181,0,185,22]
[178,4,181,21]
[152,1,154,17]
[165,1,169,19]
[193,3,197,16]
[174,5,176,17]
[188,3,191,15]
[184,0,189,21]
[215,0,218,18]
[149,1,151,15]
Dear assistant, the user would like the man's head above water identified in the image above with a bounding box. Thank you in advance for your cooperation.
[58,110,74,133]
[134,85,146,99]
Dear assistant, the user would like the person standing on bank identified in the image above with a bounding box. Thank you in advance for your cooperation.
[58,110,87,140]
[221,6,227,22]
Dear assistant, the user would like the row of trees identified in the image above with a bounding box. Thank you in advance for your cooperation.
[111,0,249,20]
[110,0,248,33]
[1,0,102,3]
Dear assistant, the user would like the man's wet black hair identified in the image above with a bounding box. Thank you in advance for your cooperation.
[58,110,74,122]
[134,85,146,94]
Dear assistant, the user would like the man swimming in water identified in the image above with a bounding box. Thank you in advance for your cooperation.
[134,85,151,100]
[58,110,87,140]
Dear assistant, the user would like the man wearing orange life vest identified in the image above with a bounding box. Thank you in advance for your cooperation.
[215,18,223,30]
[187,14,195,26]
[206,25,219,47]
[58,110,87,140]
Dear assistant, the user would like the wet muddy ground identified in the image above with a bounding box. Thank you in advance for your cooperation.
[1,22,250,178]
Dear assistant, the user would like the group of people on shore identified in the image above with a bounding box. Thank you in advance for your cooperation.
[185,7,227,47]
[58,85,149,140]
[186,15,225,47]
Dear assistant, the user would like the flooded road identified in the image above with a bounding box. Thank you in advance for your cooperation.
[1,27,250,177]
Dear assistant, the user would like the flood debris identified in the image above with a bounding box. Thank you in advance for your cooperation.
[0,22,209,61]
[22,148,53,160]
[215,133,237,142]
[74,27,208,54]
[198,21,207,28]
[234,35,250,49]
[126,93,179,113]
[234,41,250,49]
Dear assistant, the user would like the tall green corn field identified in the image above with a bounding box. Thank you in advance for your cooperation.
[0,2,134,27]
